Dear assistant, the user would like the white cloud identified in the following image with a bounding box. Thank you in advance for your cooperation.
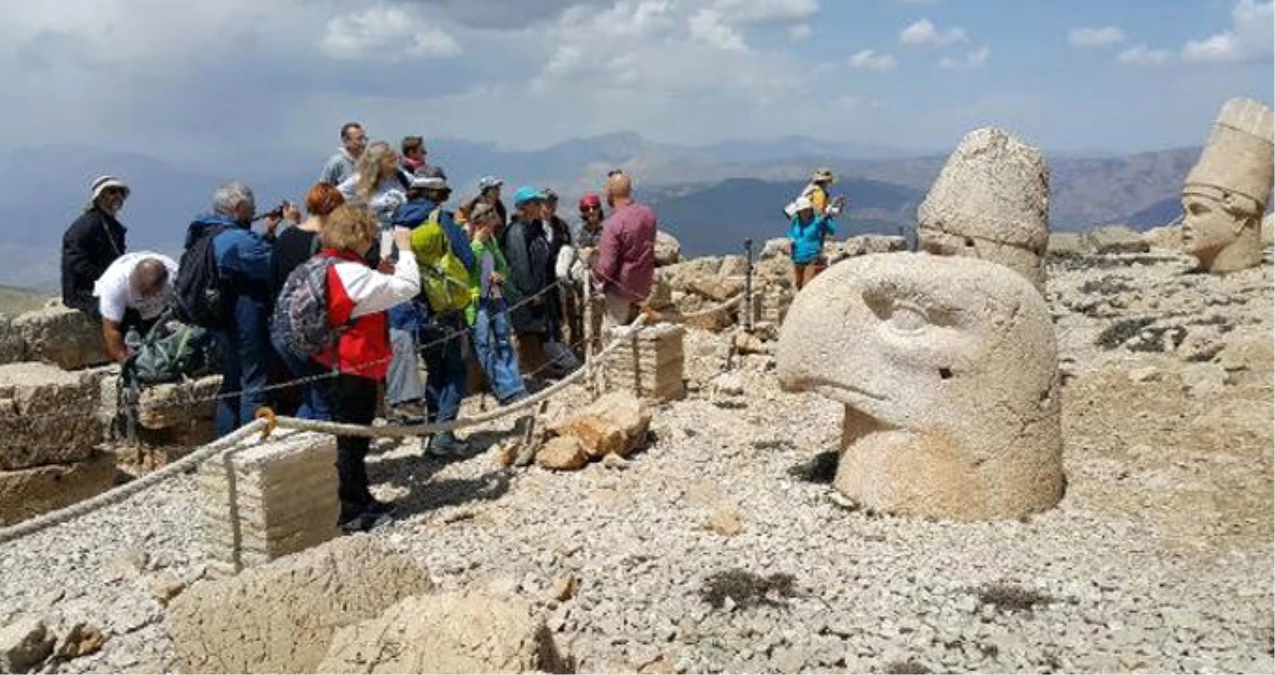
[900,19,968,48]
[1117,44,1172,66]
[322,5,461,60]
[938,45,989,69]
[1068,26,1126,48]
[1182,0,1274,63]
[711,0,820,23]
[688,9,747,51]
[789,24,813,41]
[849,49,898,71]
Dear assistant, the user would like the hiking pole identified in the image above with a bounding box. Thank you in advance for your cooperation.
[743,238,755,334]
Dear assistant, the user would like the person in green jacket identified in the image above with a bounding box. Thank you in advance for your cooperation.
[467,203,528,404]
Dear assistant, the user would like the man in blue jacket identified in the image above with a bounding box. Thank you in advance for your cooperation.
[392,172,477,457]
[183,182,283,436]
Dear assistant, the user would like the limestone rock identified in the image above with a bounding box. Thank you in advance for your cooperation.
[705,510,743,536]
[918,127,1051,290]
[167,536,434,674]
[844,235,907,258]
[718,255,749,277]
[759,238,791,260]
[151,573,187,607]
[317,592,571,674]
[551,574,579,602]
[0,362,102,470]
[53,623,106,660]
[1086,225,1150,254]
[549,392,652,459]
[0,617,55,674]
[1047,232,1089,256]
[1180,363,1227,397]
[686,275,745,303]
[1217,337,1274,373]
[0,315,22,365]
[538,436,589,471]
[642,276,674,312]
[657,258,721,294]
[0,452,117,527]
[11,304,106,371]
[1263,212,1274,247]
[777,253,1064,520]
[197,430,340,573]
[1142,224,1183,251]
[655,230,682,267]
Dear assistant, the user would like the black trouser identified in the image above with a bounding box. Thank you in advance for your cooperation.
[318,373,379,521]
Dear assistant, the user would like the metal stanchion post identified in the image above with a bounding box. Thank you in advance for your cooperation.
[743,238,755,334]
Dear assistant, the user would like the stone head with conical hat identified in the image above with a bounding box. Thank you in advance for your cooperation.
[1181,97,1274,273]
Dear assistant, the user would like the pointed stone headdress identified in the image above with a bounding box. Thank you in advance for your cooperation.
[1183,97,1274,215]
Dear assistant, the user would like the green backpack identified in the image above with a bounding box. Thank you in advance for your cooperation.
[410,208,472,314]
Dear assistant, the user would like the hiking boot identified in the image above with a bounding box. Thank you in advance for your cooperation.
[425,434,471,458]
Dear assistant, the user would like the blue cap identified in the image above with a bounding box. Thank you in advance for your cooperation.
[513,185,546,207]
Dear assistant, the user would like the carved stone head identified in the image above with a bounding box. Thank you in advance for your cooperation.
[776,253,1064,520]
[917,127,1051,291]
[1181,98,1274,273]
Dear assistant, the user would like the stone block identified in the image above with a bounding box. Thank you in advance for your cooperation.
[0,362,102,471]
[603,323,686,404]
[1086,224,1150,254]
[843,235,907,257]
[168,537,434,674]
[11,304,107,371]
[1047,232,1089,255]
[0,315,23,365]
[0,451,118,526]
[318,592,571,674]
[197,430,340,574]
[654,230,681,267]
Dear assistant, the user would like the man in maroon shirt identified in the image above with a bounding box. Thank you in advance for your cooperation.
[592,170,656,327]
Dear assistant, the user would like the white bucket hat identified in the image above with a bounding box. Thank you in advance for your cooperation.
[90,175,130,201]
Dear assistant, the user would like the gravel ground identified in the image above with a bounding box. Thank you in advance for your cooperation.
[1,252,1271,674]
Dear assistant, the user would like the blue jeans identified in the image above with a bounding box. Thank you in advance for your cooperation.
[473,299,527,404]
[419,312,467,440]
[269,334,332,421]
[213,295,270,437]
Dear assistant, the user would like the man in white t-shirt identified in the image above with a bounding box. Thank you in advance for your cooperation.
[92,252,179,363]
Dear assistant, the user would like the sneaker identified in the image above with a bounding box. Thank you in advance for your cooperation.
[338,510,394,534]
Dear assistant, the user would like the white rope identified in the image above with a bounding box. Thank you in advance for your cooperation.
[0,419,267,546]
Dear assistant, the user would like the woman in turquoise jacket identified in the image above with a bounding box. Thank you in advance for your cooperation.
[787,195,837,291]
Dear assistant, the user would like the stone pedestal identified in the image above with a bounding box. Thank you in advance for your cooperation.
[0,452,118,526]
[0,362,102,471]
[604,323,686,404]
[198,430,339,574]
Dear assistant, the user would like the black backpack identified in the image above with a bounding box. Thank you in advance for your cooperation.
[174,225,232,328]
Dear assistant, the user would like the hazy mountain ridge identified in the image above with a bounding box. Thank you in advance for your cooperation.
[0,135,1200,287]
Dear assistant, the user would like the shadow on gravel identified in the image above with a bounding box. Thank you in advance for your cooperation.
[787,451,839,484]
[883,660,933,674]
[700,570,798,609]
[973,581,1057,613]
[391,470,511,518]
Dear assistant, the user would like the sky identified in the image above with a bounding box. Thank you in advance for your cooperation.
[1,0,1272,165]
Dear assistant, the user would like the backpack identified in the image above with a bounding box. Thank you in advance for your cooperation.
[123,310,216,385]
[270,255,343,357]
[412,208,472,314]
[174,225,232,328]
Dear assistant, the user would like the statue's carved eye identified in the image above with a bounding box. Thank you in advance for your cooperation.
[1187,201,1211,216]
[888,304,928,333]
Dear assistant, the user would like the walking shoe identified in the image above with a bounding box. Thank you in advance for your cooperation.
[338,510,394,535]
[386,401,426,425]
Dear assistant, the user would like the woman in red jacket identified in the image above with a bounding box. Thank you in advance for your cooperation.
[314,205,420,533]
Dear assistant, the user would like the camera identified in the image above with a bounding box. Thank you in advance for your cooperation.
[255,200,295,222]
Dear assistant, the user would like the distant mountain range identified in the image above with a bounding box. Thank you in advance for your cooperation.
[0,133,1202,286]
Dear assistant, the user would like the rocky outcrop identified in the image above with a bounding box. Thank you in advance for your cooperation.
[0,315,22,365]
[317,592,571,674]
[654,230,682,267]
[12,304,107,371]
[843,235,907,258]
[167,537,434,674]
[1086,225,1150,254]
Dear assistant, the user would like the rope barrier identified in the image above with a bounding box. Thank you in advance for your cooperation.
[0,419,267,546]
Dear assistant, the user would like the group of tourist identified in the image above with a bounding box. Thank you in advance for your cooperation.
[785,167,846,290]
[59,121,658,533]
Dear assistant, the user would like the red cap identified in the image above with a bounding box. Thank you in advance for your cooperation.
[579,193,602,210]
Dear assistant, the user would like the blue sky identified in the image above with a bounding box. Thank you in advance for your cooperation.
[0,0,1270,162]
